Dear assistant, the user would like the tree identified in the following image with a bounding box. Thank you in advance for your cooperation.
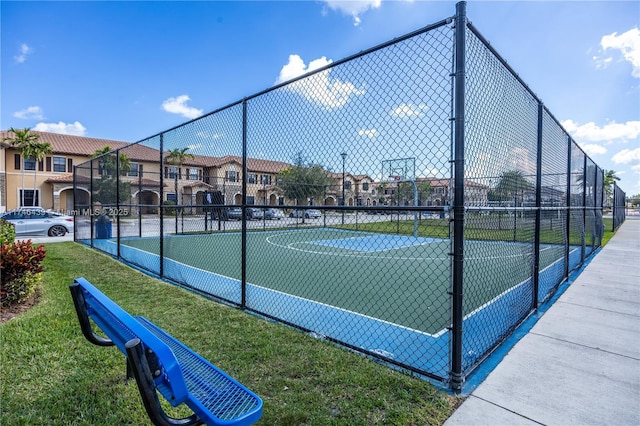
[91,146,131,176]
[488,170,534,202]
[603,169,620,204]
[397,180,432,206]
[164,147,195,169]
[90,146,131,205]
[276,152,332,221]
[22,141,52,206]
[164,147,195,206]
[3,128,40,207]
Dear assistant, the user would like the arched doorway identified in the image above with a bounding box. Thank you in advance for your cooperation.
[139,190,160,214]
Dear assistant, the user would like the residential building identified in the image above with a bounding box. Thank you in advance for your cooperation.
[1,130,488,214]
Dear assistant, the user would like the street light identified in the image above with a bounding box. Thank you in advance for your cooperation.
[341,152,347,225]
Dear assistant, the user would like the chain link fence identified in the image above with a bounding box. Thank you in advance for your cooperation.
[74,2,623,391]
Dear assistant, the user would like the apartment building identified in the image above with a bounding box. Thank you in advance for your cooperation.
[1,130,380,213]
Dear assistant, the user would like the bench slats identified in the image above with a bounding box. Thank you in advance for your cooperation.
[136,316,262,424]
[70,278,263,426]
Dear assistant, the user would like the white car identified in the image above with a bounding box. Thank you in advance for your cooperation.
[1,208,74,237]
[289,209,322,219]
[264,208,285,220]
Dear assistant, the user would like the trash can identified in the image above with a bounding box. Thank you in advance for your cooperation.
[95,215,112,239]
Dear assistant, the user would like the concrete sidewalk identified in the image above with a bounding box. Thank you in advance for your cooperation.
[445,218,640,426]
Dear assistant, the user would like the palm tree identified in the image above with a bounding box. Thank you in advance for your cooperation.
[164,147,195,169]
[89,146,132,206]
[2,127,40,207]
[488,170,534,202]
[603,169,620,205]
[164,147,195,200]
[90,146,131,176]
[164,148,195,228]
[22,141,52,206]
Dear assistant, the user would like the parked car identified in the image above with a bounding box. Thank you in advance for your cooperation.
[1,207,74,237]
[227,207,243,220]
[264,208,285,220]
[246,207,264,220]
[289,209,322,219]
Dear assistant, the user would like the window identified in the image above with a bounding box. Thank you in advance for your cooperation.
[246,196,255,205]
[166,193,177,202]
[24,158,36,171]
[189,168,199,180]
[344,181,352,190]
[129,163,139,177]
[362,182,369,191]
[248,173,256,184]
[53,156,66,172]
[226,169,237,182]
[19,189,40,207]
[168,166,179,179]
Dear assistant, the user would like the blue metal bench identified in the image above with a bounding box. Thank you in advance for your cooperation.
[69,277,263,426]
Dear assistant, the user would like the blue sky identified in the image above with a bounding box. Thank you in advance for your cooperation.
[2,1,639,195]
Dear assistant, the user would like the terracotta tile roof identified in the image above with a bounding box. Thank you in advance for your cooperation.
[45,174,90,183]
[45,173,165,187]
[195,155,291,173]
[1,130,131,156]
[182,180,215,189]
[352,174,373,181]
[163,152,208,167]
[1,130,299,174]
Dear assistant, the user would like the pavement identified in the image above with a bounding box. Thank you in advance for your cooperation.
[445,217,640,426]
[16,232,74,244]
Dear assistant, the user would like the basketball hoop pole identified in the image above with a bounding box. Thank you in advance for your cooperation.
[389,174,419,238]
[383,158,419,238]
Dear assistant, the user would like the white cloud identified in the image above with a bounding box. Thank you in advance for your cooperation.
[14,43,33,63]
[322,0,382,26]
[275,54,365,109]
[421,167,441,177]
[358,128,377,138]
[196,131,223,140]
[580,144,607,156]
[600,27,640,78]
[612,147,640,164]
[33,121,87,136]
[162,95,203,119]
[13,106,44,120]
[391,103,428,118]
[561,119,640,143]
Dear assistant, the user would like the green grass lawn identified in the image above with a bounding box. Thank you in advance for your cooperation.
[343,215,616,247]
[0,242,459,425]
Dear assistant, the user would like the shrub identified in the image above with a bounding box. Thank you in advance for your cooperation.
[1,271,41,306]
[0,219,15,246]
[0,240,46,307]
[164,199,181,215]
